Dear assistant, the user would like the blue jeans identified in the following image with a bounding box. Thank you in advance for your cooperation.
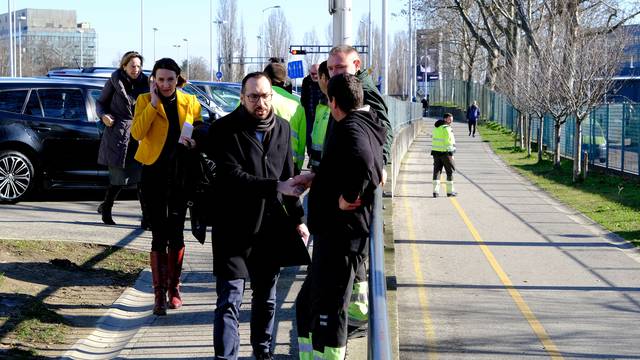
[213,265,280,359]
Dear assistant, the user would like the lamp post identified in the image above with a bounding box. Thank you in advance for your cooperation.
[183,38,189,79]
[260,5,280,67]
[173,44,181,60]
[153,27,158,62]
[18,15,25,77]
[213,19,227,74]
[140,0,144,53]
[77,29,84,68]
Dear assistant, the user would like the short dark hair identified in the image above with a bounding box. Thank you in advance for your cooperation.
[263,63,287,87]
[151,58,186,86]
[327,73,363,113]
[241,72,271,94]
[443,112,453,120]
[329,45,359,58]
[318,61,329,80]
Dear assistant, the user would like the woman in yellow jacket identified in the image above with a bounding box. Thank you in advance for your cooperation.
[131,58,202,316]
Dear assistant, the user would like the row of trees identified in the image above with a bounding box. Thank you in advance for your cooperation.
[414,0,639,181]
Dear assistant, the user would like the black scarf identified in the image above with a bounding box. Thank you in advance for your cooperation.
[240,106,276,133]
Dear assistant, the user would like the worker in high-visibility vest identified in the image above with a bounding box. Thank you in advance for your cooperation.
[264,63,307,173]
[431,112,457,197]
[308,61,330,171]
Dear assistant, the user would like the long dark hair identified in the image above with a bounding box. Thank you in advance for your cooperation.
[151,58,186,87]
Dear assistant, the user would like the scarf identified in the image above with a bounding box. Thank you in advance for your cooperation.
[240,106,276,133]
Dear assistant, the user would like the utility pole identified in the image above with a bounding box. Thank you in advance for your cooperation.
[382,0,388,94]
[331,0,352,46]
[8,0,15,77]
[409,0,414,100]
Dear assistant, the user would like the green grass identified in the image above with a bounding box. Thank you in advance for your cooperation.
[12,299,69,345]
[479,122,640,246]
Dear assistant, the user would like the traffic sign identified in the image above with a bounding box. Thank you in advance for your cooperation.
[287,60,304,79]
[216,71,223,80]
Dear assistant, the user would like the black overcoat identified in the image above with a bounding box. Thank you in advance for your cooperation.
[206,107,304,279]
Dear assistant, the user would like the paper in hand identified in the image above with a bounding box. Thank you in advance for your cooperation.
[180,122,193,142]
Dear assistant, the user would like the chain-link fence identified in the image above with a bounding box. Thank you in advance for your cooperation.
[383,95,424,132]
[429,79,640,175]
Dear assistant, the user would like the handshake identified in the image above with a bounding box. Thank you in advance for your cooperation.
[276,173,315,197]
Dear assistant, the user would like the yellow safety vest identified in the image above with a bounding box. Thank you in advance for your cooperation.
[431,124,455,153]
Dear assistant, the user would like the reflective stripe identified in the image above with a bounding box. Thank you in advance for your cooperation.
[433,180,440,193]
[323,346,347,360]
[298,336,313,360]
[291,130,300,140]
[311,143,323,151]
[446,181,455,193]
[432,125,455,152]
[348,281,369,321]
[313,350,324,360]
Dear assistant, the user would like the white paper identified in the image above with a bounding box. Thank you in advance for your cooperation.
[180,122,193,141]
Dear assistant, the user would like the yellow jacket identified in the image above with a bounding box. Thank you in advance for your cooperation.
[131,90,203,165]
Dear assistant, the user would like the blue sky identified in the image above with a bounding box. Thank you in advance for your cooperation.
[10,0,408,67]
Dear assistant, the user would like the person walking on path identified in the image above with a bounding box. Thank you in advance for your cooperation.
[421,95,429,117]
[131,58,203,316]
[301,63,323,160]
[466,100,480,137]
[207,72,310,360]
[96,51,149,227]
[295,73,385,360]
[431,113,457,198]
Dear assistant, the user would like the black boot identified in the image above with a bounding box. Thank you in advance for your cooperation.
[137,185,152,230]
[97,185,121,225]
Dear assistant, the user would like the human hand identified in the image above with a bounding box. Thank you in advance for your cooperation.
[149,77,159,107]
[277,178,305,197]
[296,223,310,246]
[101,114,115,127]
[293,173,315,190]
[339,195,361,211]
[179,136,196,149]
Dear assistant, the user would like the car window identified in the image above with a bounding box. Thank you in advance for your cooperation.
[24,90,43,117]
[0,90,28,113]
[38,89,87,120]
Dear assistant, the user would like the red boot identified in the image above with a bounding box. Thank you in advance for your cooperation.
[167,246,185,309]
[150,251,167,315]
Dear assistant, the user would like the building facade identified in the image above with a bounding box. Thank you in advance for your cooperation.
[0,8,96,76]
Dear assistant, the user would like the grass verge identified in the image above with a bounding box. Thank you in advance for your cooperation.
[479,122,640,246]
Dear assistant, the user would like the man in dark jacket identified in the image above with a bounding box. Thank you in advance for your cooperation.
[300,63,323,157]
[207,72,309,360]
[294,73,385,360]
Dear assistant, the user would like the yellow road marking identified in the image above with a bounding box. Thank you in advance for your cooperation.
[401,181,438,360]
[449,197,565,359]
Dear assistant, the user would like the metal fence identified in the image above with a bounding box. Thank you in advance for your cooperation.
[384,95,424,132]
[429,79,640,175]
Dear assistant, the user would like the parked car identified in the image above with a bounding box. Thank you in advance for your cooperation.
[0,77,218,203]
[190,80,241,113]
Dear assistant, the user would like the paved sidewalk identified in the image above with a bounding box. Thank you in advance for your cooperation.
[393,119,640,359]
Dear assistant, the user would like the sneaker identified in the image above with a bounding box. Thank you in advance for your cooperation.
[447,192,458,197]
[433,192,438,198]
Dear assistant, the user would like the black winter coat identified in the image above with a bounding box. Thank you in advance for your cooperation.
[356,70,393,165]
[206,107,304,278]
[97,70,149,168]
[307,108,386,252]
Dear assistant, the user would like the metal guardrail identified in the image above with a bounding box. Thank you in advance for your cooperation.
[368,186,392,360]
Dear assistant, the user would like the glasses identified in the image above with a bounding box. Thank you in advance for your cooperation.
[245,93,273,103]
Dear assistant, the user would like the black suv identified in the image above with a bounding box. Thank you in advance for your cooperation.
[0,77,216,203]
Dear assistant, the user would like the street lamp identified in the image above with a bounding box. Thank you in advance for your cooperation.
[153,27,158,62]
[77,29,84,69]
[183,38,189,79]
[213,19,228,74]
[173,44,181,60]
[18,15,25,77]
[260,5,281,67]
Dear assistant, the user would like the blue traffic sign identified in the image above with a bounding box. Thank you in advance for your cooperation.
[216,71,223,80]
[287,60,304,79]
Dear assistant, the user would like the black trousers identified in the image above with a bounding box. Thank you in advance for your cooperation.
[296,233,367,352]
[468,120,477,135]
[432,153,455,181]
[141,163,188,252]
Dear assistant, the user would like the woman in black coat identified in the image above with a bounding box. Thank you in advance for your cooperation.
[96,51,149,227]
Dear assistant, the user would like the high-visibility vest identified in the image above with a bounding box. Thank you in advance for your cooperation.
[271,90,306,171]
[431,124,456,153]
[309,103,330,169]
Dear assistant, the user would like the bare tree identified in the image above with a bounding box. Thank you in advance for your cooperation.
[235,19,247,81]
[302,30,322,70]
[389,31,410,97]
[218,0,239,82]
[264,9,292,62]
[181,57,209,81]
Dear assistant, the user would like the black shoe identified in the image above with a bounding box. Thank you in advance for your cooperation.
[97,202,116,225]
[447,192,458,197]
[347,324,368,339]
[140,218,152,231]
[472,134,475,137]
[433,192,438,198]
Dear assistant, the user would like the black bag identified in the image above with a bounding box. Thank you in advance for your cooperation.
[187,152,216,244]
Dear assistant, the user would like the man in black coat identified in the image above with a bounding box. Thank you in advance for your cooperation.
[294,73,385,360]
[300,63,323,157]
[207,72,309,360]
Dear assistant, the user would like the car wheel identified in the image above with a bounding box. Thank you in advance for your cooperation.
[0,150,35,203]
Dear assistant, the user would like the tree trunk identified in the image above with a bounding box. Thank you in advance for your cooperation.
[554,122,562,168]
[526,114,532,157]
[538,115,544,163]
[572,117,584,182]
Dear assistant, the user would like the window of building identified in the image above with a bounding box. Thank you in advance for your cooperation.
[37,89,87,120]
[0,90,28,113]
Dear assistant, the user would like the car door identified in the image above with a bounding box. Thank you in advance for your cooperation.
[23,87,102,184]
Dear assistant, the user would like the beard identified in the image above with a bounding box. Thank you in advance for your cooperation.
[248,104,271,120]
